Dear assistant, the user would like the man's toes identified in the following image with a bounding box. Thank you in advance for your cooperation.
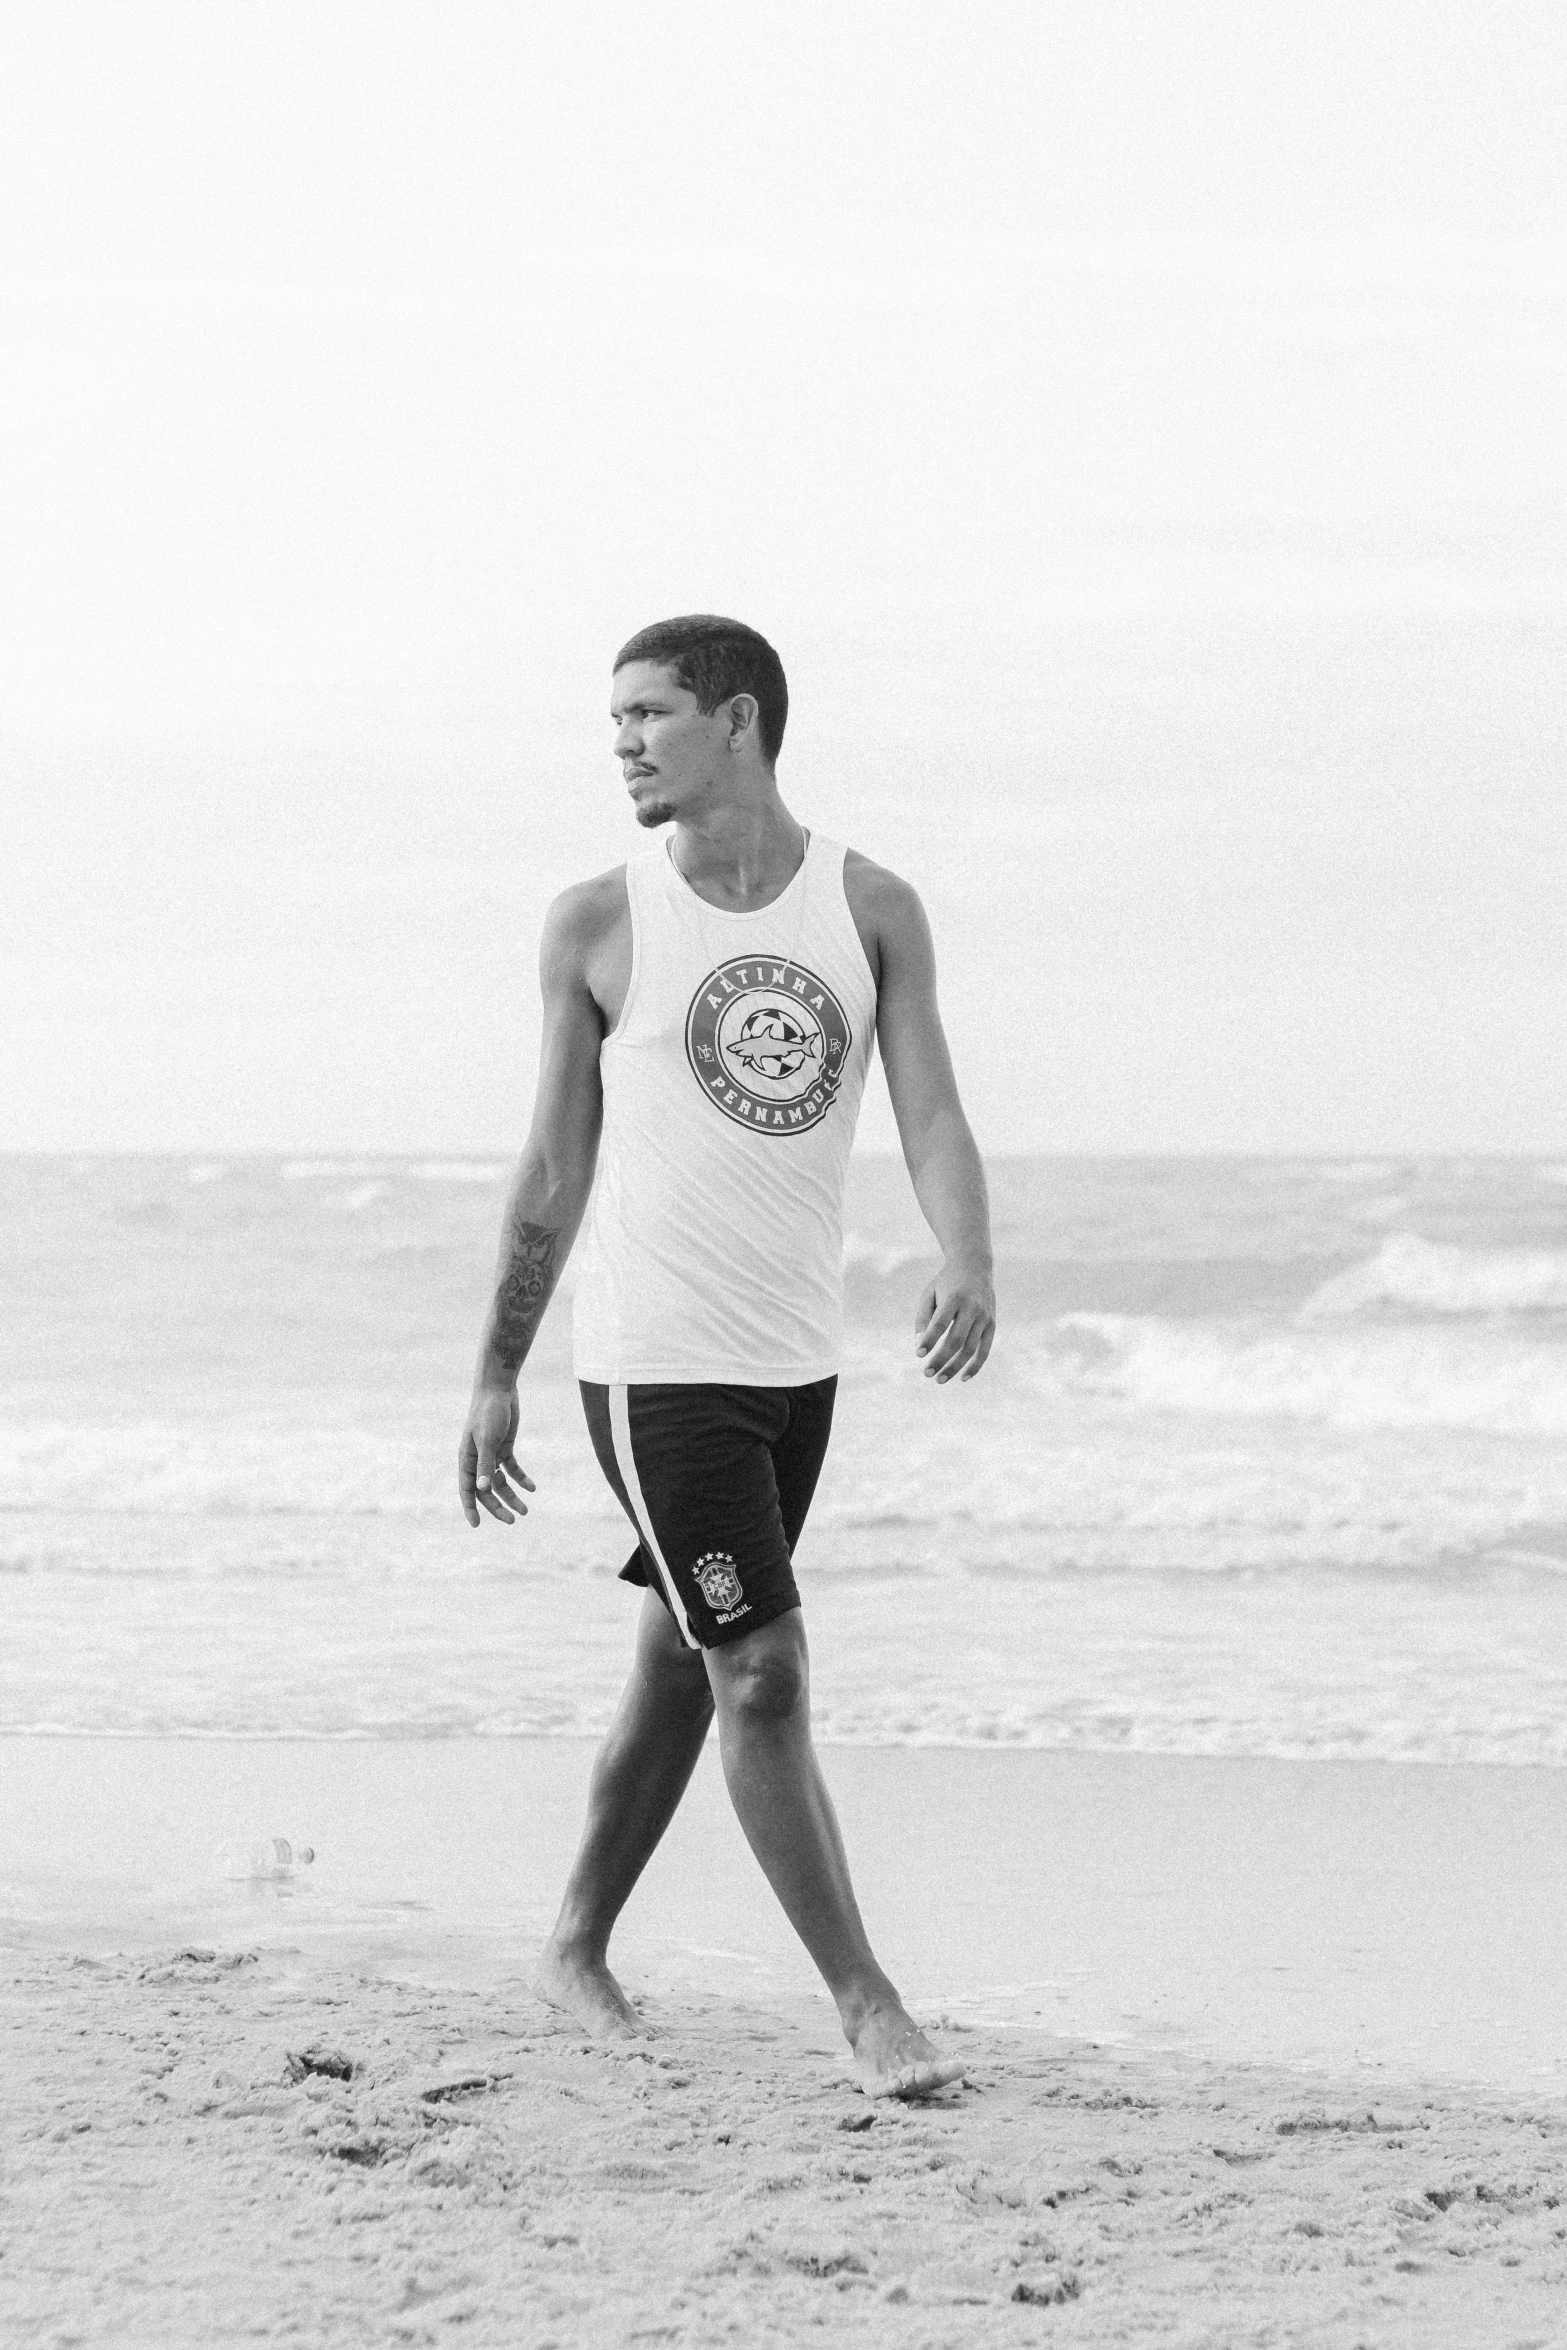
[865,2061,952,2101]
[894,2056,966,2100]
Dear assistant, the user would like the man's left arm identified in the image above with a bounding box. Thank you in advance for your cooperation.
[852,861,997,1382]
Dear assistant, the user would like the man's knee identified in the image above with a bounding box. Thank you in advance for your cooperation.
[710,1615,808,1726]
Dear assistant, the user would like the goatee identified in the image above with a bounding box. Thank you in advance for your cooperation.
[634,800,676,828]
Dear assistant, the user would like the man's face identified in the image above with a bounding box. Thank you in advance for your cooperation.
[610,660,729,828]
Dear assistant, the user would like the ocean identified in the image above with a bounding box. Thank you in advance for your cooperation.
[4,1152,1567,1763]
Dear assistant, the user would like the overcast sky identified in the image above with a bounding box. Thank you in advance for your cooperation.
[5,2,1564,1154]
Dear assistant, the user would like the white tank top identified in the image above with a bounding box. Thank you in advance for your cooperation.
[572,831,877,1385]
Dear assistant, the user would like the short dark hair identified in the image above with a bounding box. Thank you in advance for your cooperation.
[614,614,788,764]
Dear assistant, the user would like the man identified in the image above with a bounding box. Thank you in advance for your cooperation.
[458,615,995,2099]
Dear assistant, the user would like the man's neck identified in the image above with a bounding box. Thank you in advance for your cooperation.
[669,786,806,910]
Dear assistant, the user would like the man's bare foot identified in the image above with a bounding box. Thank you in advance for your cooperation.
[850,2001,966,2100]
[535,1937,649,2038]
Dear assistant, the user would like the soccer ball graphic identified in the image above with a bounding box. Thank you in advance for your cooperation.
[723,1005,823,1083]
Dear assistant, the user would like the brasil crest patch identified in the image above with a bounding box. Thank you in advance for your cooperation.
[693,1552,744,1613]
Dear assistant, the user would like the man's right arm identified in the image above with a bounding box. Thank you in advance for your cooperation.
[458,879,617,1528]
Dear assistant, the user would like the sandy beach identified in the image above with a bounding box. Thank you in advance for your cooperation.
[5,1738,1564,2346]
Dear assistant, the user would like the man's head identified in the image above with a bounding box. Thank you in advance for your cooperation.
[610,615,788,828]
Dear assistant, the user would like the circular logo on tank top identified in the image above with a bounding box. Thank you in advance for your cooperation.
[685,957,853,1136]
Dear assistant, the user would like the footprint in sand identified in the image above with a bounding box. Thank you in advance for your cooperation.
[1013,2274,1081,2305]
[419,2072,509,2104]
[139,1948,258,1985]
[285,2046,356,2082]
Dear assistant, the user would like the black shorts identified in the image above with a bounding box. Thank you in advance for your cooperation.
[578,1378,837,1650]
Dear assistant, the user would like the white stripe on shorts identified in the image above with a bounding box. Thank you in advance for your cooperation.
[607,1383,700,1648]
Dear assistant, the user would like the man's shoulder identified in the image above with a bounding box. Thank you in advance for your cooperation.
[839,850,929,993]
[841,848,924,928]
[545,864,631,946]
[539,865,631,992]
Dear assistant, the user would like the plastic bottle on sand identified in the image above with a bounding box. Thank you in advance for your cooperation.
[217,1835,316,1881]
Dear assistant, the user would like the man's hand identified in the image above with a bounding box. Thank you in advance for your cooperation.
[459,1385,536,1526]
[914,1258,996,1382]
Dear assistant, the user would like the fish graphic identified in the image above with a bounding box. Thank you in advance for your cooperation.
[724,1008,823,1082]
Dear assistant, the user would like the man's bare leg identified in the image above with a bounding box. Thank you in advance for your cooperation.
[705,1610,964,2099]
[537,1587,714,2035]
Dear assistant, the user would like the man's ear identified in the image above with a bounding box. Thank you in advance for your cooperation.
[725,693,759,749]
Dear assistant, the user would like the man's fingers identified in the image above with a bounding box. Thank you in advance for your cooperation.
[460,1424,534,1528]
[489,1467,528,1517]
[475,1453,514,1521]
[470,1440,514,1523]
[913,1283,939,1346]
[923,1311,976,1379]
[915,1296,954,1357]
[960,1321,997,1380]
[458,1433,481,1527]
[921,1313,967,1376]
[491,1449,533,1515]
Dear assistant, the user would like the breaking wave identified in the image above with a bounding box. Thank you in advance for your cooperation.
[410,1160,507,1183]
[1302,1233,1567,1319]
[0,1419,439,1516]
[1039,1313,1567,1435]
[842,1233,934,1278]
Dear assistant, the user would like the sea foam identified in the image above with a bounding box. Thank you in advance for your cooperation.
[1042,1311,1567,1435]
[1301,1232,1567,1319]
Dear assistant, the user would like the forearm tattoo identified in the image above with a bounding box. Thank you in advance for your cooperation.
[492,1217,559,1373]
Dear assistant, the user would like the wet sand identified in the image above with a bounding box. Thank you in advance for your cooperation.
[3,1738,1565,2344]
